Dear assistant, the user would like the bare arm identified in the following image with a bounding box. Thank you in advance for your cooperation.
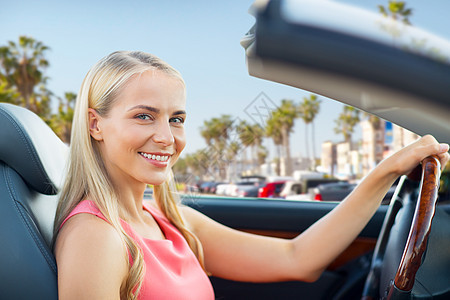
[182,135,449,283]
[54,214,128,300]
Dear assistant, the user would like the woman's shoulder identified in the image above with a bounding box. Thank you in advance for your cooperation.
[55,210,126,261]
[54,208,128,298]
[54,200,127,272]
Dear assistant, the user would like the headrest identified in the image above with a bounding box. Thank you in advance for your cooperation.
[0,103,68,195]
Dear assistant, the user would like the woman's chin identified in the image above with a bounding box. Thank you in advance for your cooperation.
[145,177,167,186]
[141,170,172,187]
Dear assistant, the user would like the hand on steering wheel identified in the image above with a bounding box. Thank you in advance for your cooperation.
[362,156,441,299]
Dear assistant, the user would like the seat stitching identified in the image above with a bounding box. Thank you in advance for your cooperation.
[5,167,57,274]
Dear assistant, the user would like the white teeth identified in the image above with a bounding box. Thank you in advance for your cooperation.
[140,152,169,162]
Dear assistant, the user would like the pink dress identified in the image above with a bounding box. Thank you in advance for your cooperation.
[61,200,215,300]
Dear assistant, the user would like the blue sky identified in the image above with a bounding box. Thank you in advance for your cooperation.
[2,0,450,158]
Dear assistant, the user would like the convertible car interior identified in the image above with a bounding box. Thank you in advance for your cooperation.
[1,0,450,299]
[1,99,449,299]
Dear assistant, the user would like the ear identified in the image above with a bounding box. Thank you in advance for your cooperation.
[88,108,103,141]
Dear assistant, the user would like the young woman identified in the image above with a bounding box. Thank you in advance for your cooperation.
[53,51,449,300]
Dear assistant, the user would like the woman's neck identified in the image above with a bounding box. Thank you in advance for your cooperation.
[115,183,148,222]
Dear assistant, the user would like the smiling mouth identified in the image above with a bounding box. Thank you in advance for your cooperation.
[139,152,171,162]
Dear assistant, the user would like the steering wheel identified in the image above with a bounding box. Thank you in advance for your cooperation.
[361,156,441,300]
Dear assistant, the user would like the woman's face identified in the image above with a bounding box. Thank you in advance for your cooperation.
[90,70,186,189]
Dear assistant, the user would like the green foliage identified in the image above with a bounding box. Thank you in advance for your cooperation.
[378,1,413,25]
[334,105,361,143]
[172,156,188,175]
[0,36,50,111]
[198,115,237,179]
[0,80,20,103]
[257,145,267,166]
[265,116,283,146]
[298,94,321,125]
[49,92,76,143]
[0,35,77,143]
[200,114,234,147]
[364,112,383,130]
[298,94,321,163]
[183,150,211,177]
[225,141,241,161]
[265,99,299,175]
[236,120,264,148]
[269,99,299,133]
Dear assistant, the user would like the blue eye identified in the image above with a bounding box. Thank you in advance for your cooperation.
[136,114,151,120]
[170,117,185,124]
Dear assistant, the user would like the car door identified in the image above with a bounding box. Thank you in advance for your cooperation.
[182,195,387,299]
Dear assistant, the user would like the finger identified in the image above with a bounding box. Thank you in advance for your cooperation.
[437,152,450,171]
[419,141,448,160]
[439,143,450,153]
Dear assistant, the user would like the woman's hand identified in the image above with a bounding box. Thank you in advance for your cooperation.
[383,135,449,177]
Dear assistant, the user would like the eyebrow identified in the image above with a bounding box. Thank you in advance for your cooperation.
[127,105,186,116]
[173,110,187,116]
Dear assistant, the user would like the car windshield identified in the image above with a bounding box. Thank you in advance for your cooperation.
[173,0,450,204]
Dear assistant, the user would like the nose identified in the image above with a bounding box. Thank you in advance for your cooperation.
[152,120,174,146]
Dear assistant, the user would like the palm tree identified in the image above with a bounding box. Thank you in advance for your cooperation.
[237,120,265,173]
[298,94,321,168]
[257,145,268,168]
[172,156,188,175]
[200,115,234,179]
[0,36,50,113]
[0,81,19,104]
[378,1,413,24]
[364,113,387,170]
[365,112,383,131]
[236,120,254,169]
[225,141,242,181]
[266,99,299,176]
[200,115,233,146]
[50,92,76,143]
[185,150,209,178]
[251,124,266,174]
[334,105,361,145]
[266,118,283,175]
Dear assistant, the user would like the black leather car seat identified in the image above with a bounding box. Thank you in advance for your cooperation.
[0,103,67,299]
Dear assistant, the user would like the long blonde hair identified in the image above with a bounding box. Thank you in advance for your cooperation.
[53,51,206,300]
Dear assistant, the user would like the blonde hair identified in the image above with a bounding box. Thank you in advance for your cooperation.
[53,51,206,299]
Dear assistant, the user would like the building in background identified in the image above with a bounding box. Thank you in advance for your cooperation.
[393,124,420,151]
[321,117,422,179]
[321,141,336,176]
[361,119,386,175]
[335,142,361,179]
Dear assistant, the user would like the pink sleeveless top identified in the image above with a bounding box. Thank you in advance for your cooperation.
[61,200,215,300]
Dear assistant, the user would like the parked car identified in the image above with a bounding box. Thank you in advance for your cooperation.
[215,182,232,195]
[280,178,343,199]
[199,181,214,193]
[312,182,357,201]
[237,181,266,197]
[258,180,287,198]
[208,181,226,194]
[2,1,450,299]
